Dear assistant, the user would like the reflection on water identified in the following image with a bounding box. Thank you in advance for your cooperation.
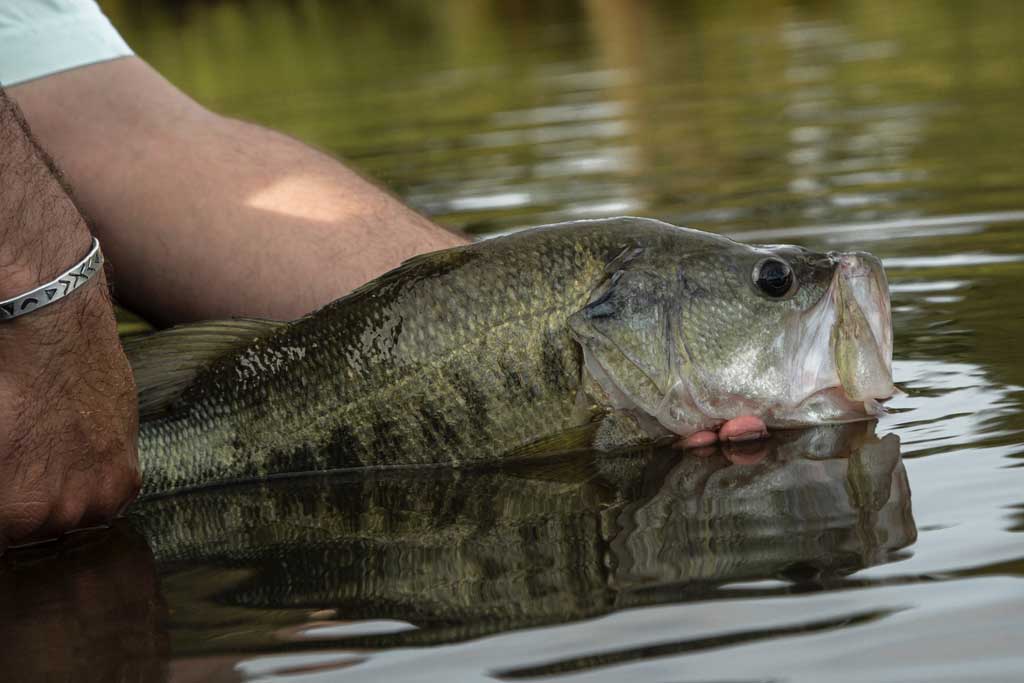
[0,525,169,681]
[4,0,1024,680]
[140,423,911,653]
[0,424,912,680]
[609,427,912,590]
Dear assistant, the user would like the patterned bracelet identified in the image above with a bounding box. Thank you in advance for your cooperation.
[0,238,104,320]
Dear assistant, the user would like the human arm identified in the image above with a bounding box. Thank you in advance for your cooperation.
[0,87,139,551]
[8,56,468,326]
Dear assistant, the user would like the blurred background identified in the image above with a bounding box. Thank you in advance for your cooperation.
[99,0,1024,235]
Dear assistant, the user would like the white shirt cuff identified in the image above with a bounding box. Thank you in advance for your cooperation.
[0,0,133,86]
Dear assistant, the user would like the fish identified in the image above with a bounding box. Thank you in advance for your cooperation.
[128,217,894,497]
[123,423,913,653]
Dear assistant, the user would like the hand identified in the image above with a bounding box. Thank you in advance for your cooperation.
[0,272,140,552]
[677,416,769,449]
[0,85,140,553]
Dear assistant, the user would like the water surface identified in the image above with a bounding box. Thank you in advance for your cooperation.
[3,1,1024,681]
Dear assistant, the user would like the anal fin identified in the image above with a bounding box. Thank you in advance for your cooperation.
[505,422,600,460]
[505,411,662,461]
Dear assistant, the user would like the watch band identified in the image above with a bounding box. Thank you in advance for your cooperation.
[0,238,103,321]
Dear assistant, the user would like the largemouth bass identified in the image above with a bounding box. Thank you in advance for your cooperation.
[130,217,894,497]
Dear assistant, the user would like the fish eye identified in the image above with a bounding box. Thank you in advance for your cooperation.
[753,258,795,298]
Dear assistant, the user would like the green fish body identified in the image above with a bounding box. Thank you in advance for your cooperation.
[132,218,893,497]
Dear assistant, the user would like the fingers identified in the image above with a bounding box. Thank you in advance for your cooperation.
[674,415,770,462]
[0,499,51,551]
[94,457,142,519]
[1,458,141,552]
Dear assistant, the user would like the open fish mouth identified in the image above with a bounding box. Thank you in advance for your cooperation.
[777,251,894,426]
[831,251,894,404]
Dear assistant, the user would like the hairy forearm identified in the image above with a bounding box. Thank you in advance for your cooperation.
[10,57,467,325]
[0,88,93,299]
[0,86,139,549]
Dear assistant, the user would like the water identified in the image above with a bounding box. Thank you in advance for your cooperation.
[3,1,1024,680]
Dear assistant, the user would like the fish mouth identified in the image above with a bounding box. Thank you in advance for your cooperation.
[831,252,894,403]
[782,252,894,425]
[835,253,893,365]
[784,386,887,427]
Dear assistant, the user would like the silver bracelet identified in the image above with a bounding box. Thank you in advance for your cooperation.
[0,238,103,321]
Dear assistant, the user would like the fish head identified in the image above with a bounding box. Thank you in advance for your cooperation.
[570,230,894,436]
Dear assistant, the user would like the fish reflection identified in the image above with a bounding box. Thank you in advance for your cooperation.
[125,421,914,655]
[611,426,913,590]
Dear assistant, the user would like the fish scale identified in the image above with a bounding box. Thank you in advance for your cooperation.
[136,221,637,497]
[132,217,893,498]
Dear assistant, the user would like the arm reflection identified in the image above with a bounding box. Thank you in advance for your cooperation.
[0,524,170,682]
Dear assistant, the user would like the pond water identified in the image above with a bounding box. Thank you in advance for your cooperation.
[3,1,1024,681]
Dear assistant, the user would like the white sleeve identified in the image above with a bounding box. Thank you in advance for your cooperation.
[0,0,133,86]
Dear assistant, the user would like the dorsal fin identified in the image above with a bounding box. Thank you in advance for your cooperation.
[123,318,285,419]
[333,244,476,302]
